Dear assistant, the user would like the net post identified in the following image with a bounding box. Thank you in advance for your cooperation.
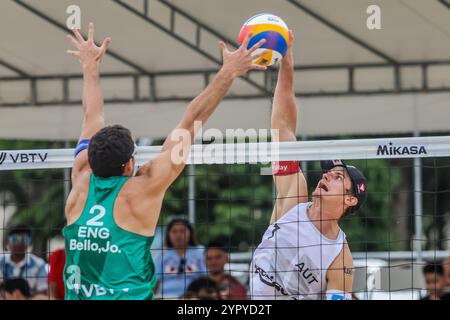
[413,132,423,263]
[63,140,71,203]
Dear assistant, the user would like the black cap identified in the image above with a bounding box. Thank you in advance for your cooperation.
[320,160,368,213]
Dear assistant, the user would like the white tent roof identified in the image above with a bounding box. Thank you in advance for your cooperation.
[1,0,449,140]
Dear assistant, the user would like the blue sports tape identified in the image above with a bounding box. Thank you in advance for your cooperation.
[74,139,90,158]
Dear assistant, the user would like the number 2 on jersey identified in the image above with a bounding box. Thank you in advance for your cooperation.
[87,205,106,226]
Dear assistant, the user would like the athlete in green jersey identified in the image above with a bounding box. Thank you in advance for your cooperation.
[64,23,267,300]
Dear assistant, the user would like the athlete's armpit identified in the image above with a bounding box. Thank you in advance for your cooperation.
[326,242,354,292]
[344,267,354,276]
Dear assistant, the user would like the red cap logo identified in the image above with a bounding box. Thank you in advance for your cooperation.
[358,183,366,193]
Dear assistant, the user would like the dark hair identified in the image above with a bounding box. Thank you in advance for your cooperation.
[88,125,135,178]
[206,240,227,253]
[164,218,198,248]
[8,224,32,238]
[0,278,31,297]
[185,276,221,300]
[423,263,444,276]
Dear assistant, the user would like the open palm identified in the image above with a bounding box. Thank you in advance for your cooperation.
[67,22,111,66]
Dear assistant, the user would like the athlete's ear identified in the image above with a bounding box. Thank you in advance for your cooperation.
[345,195,358,208]
[123,158,134,176]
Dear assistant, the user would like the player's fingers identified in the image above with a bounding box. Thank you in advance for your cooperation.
[72,28,85,43]
[247,39,266,55]
[250,64,268,71]
[241,32,253,50]
[100,37,112,52]
[251,49,269,60]
[66,50,80,57]
[67,35,80,49]
[219,41,229,54]
[88,22,94,43]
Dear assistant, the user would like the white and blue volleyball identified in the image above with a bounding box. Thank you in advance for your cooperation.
[238,13,290,66]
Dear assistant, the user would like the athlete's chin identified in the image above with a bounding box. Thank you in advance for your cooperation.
[312,188,326,197]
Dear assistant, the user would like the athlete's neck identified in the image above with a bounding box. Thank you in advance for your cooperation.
[307,201,341,240]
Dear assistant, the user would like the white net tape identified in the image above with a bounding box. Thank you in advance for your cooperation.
[0,135,449,170]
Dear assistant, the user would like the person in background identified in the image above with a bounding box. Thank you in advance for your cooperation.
[443,256,450,285]
[440,256,450,300]
[154,218,206,299]
[420,263,446,300]
[0,278,48,300]
[205,240,248,300]
[184,276,222,300]
[48,246,66,300]
[0,224,48,298]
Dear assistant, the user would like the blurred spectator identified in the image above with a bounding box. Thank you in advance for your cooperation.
[184,276,221,300]
[154,218,206,299]
[179,291,197,300]
[421,263,445,300]
[441,256,450,299]
[0,278,48,300]
[205,241,248,300]
[443,256,450,287]
[48,247,66,300]
[0,224,48,297]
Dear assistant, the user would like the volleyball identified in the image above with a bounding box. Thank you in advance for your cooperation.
[238,13,290,66]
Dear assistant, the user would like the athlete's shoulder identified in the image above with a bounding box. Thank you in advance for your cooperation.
[72,169,91,189]
[278,201,311,219]
[286,200,310,212]
[129,166,167,194]
[65,171,91,219]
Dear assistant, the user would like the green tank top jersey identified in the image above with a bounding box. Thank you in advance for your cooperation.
[63,174,156,300]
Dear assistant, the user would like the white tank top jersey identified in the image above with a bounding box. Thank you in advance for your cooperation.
[249,202,346,300]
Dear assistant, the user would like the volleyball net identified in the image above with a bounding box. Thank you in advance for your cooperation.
[1,135,450,300]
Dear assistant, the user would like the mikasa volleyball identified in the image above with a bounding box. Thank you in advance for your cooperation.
[238,13,290,66]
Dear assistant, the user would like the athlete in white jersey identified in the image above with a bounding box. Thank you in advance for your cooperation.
[249,31,368,300]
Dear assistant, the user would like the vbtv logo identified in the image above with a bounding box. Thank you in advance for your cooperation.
[0,153,6,165]
[0,152,48,165]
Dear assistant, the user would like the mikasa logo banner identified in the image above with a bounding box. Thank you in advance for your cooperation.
[376,142,427,156]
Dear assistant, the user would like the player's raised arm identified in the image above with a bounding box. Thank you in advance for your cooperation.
[66,22,111,181]
[270,31,308,224]
[137,35,268,191]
